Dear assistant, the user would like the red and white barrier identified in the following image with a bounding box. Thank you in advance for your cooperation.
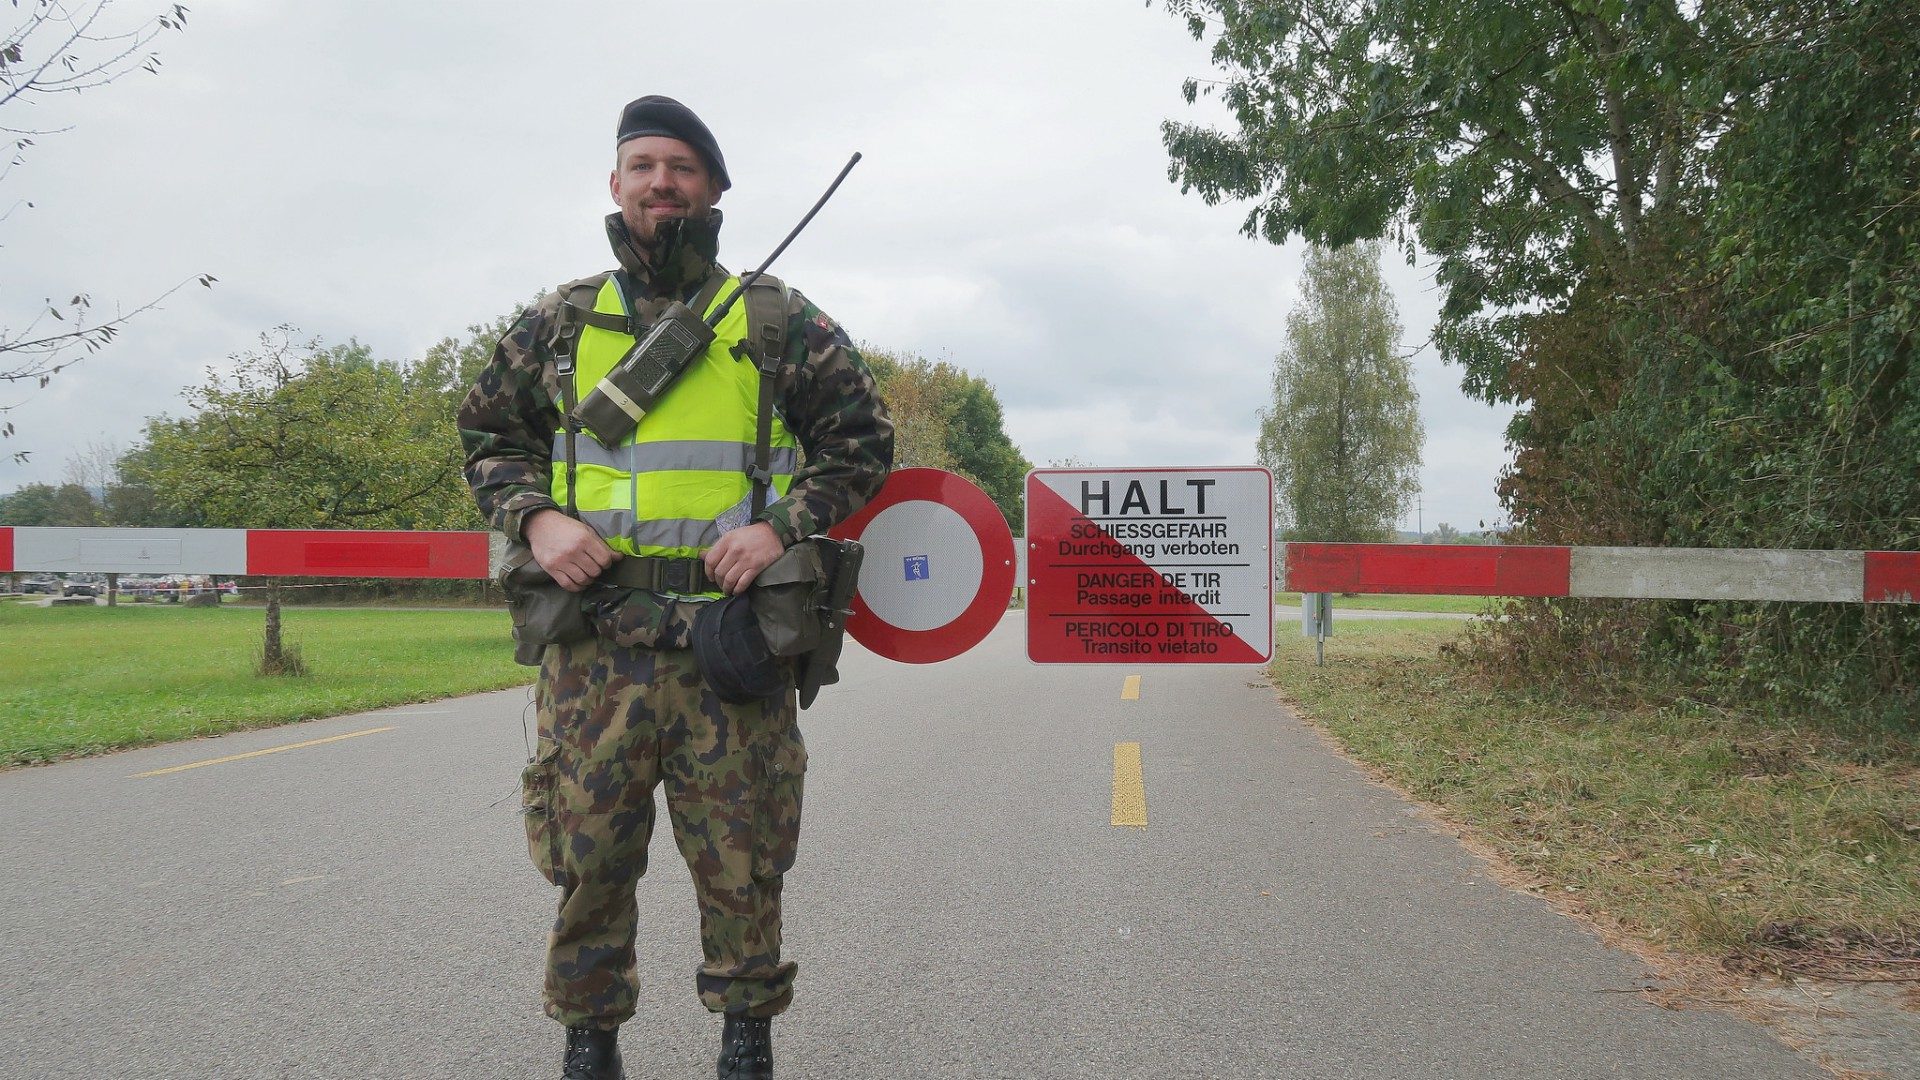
[1285,543,1920,605]
[0,527,491,581]
[4,527,1915,605]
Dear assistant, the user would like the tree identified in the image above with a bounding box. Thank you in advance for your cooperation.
[0,480,54,523]
[133,327,475,672]
[1257,242,1421,543]
[1,2,189,114]
[1426,522,1460,545]
[2,2,211,461]
[1165,0,1919,714]
[862,347,958,473]
[100,440,185,525]
[0,480,99,524]
[42,478,97,524]
[1158,0,1721,400]
[412,306,524,415]
[864,347,1032,528]
[59,435,118,491]
[137,328,474,531]
[99,473,163,525]
[1527,1,1919,708]
[946,377,1029,527]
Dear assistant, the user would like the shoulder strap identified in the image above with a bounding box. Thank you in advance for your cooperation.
[544,278,607,520]
[689,268,732,324]
[548,275,619,339]
[741,272,791,370]
[740,273,792,515]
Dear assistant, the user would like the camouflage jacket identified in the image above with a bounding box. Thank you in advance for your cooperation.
[458,212,893,644]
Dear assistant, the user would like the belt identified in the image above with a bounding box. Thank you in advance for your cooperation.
[600,555,715,595]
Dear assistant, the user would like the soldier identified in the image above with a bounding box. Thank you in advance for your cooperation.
[459,95,891,1080]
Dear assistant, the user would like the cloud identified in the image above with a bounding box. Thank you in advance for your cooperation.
[1,0,1514,530]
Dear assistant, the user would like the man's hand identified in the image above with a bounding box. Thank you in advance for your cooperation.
[704,522,784,595]
[525,509,619,592]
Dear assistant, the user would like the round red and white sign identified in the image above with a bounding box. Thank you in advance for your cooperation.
[829,468,1016,664]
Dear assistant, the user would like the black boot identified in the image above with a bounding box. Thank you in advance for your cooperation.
[562,1025,623,1080]
[716,1013,773,1079]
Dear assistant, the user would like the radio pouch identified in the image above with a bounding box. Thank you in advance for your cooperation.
[571,300,716,449]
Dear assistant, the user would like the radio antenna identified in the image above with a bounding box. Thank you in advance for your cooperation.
[707,151,862,326]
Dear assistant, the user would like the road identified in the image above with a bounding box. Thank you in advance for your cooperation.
[0,614,1821,1079]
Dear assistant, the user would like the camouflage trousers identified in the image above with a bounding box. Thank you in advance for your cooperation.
[521,632,806,1027]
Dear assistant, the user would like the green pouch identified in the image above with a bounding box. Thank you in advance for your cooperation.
[498,542,593,666]
[736,536,865,709]
[795,538,862,710]
[748,540,828,657]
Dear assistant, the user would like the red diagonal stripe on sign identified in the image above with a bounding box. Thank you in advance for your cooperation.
[246,530,490,579]
[1027,478,1265,663]
[0,527,12,573]
[1285,542,1571,596]
[1865,551,1920,604]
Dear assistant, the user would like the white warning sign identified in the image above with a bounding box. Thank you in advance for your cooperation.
[1025,467,1273,664]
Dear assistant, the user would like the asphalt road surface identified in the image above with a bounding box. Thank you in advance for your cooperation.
[0,614,1822,1079]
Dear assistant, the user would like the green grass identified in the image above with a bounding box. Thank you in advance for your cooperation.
[0,602,531,766]
[1277,591,1491,614]
[1271,618,1920,972]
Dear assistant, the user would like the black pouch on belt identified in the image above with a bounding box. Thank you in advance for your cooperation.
[690,592,786,704]
[689,537,865,708]
[497,542,593,666]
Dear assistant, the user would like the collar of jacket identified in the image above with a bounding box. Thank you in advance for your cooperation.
[604,210,723,299]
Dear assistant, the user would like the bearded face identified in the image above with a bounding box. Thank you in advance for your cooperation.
[610,135,722,253]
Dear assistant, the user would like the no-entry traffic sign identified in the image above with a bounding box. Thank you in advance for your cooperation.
[1025,467,1273,664]
[830,468,1016,664]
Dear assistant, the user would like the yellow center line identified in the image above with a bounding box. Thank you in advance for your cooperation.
[1111,741,1147,827]
[132,726,396,778]
[1120,674,1142,700]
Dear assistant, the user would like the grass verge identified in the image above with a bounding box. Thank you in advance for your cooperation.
[1270,617,1920,980]
[1,603,530,766]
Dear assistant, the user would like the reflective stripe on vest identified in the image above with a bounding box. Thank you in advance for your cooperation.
[550,274,797,570]
[558,438,798,477]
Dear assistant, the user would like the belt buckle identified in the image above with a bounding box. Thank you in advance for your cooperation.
[663,560,695,594]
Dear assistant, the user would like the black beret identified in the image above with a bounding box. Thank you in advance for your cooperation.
[616,95,731,191]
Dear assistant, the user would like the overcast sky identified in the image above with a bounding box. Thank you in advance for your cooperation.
[1,0,1514,533]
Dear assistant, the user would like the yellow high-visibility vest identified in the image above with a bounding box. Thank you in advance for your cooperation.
[550,274,797,567]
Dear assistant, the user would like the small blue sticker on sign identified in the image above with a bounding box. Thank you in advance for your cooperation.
[904,555,930,581]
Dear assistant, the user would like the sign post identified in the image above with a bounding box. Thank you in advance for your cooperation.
[1025,467,1273,664]
[1301,592,1332,666]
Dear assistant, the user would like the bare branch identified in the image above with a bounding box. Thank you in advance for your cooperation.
[1,4,200,453]
[0,2,187,112]
[0,273,216,388]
